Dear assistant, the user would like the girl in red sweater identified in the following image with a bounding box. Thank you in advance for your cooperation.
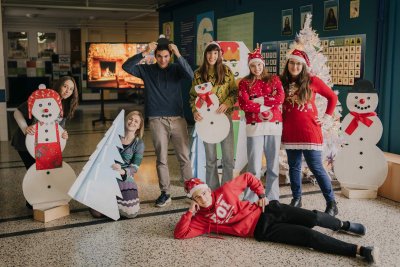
[281,49,338,216]
[238,48,284,202]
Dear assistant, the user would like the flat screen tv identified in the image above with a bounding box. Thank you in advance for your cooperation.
[86,42,154,89]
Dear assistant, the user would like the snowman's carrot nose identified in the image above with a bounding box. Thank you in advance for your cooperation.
[43,108,49,113]
[359,99,365,104]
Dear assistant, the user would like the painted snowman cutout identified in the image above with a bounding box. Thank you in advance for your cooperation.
[334,80,388,190]
[194,82,230,143]
[23,84,76,209]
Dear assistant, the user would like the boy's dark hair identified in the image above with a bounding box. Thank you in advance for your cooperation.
[155,44,172,55]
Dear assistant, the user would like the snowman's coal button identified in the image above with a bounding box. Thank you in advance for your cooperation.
[360,151,363,155]
[367,105,370,108]
[359,166,363,169]
[46,171,50,175]
[360,137,363,141]
[47,185,51,189]
[41,114,45,118]
[45,129,48,133]
[49,114,52,117]
[45,138,49,141]
[210,121,214,125]
[207,108,210,111]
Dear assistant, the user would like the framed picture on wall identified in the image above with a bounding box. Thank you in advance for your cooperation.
[281,9,293,36]
[300,5,313,29]
[162,21,174,42]
[350,0,360,18]
[324,0,339,31]
[7,32,28,59]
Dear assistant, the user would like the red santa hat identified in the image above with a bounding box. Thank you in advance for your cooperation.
[184,178,209,198]
[28,84,63,119]
[287,49,310,67]
[204,41,223,55]
[248,48,264,66]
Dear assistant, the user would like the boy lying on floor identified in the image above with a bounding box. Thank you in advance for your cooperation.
[174,173,379,264]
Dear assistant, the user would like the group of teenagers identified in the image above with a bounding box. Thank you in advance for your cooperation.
[11,35,378,263]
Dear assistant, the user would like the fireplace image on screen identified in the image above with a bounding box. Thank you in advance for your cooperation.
[86,43,152,89]
[99,61,116,80]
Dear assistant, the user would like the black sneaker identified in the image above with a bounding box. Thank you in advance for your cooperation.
[325,201,338,216]
[363,246,380,264]
[289,198,302,208]
[346,222,366,236]
[155,192,171,207]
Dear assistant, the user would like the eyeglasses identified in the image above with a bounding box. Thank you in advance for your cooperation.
[288,61,303,67]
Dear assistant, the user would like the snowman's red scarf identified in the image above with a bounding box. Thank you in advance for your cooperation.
[196,92,213,109]
[345,111,376,135]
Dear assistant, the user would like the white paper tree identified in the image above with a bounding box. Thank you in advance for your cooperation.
[281,14,343,180]
[68,110,125,220]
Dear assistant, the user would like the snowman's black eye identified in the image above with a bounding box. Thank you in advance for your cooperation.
[355,96,358,99]
[48,102,51,106]
[367,97,370,100]
[39,104,42,107]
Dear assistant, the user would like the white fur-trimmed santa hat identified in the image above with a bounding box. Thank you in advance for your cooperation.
[184,178,209,198]
[248,48,264,66]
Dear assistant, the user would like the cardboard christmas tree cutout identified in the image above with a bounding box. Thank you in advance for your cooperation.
[68,110,125,220]
[23,84,76,214]
[194,82,230,143]
[279,14,342,181]
[334,80,388,194]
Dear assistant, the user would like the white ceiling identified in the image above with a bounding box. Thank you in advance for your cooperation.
[1,0,180,29]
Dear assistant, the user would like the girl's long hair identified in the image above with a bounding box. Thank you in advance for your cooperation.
[53,76,79,120]
[244,63,272,86]
[125,110,144,139]
[280,61,312,104]
[197,44,226,85]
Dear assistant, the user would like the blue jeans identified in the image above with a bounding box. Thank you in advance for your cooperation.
[286,149,335,203]
[244,135,281,202]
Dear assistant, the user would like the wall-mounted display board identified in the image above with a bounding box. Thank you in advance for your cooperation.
[261,34,366,86]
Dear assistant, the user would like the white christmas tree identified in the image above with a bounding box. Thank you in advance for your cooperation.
[68,110,125,220]
[281,14,343,180]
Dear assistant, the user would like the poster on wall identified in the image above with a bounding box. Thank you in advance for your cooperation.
[196,11,214,66]
[350,0,360,18]
[217,12,254,51]
[180,18,196,68]
[162,21,174,42]
[260,42,279,75]
[300,5,313,29]
[281,9,293,36]
[324,0,339,31]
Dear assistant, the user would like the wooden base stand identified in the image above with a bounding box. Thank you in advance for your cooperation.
[33,204,70,223]
[378,152,400,202]
[341,187,377,199]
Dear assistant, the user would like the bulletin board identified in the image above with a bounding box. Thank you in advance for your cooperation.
[261,34,366,86]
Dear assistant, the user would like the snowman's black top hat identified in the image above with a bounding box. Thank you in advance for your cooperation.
[349,79,377,93]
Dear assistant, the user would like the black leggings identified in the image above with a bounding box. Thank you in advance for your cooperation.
[254,201,357,257]
[17,150,35,170]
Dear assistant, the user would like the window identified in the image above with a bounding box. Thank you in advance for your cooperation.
[8,32,28,58]
[37,32,57,58]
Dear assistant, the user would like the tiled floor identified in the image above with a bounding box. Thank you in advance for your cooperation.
[1,102,399,266]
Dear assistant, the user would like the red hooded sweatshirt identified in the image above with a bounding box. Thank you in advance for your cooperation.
[174,173,265,239]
